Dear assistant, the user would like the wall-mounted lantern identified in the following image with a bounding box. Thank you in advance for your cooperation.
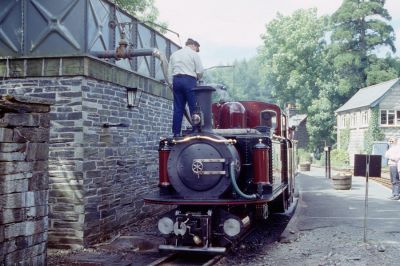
[127,87,142,108]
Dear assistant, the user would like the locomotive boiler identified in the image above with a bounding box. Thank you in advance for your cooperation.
[144,85,297,253]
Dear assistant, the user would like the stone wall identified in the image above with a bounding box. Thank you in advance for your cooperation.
[0,95,53,265]
[0,56,176,248]
[80,78,173,246]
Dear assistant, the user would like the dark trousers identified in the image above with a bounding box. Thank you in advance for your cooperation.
[172,75,197,135]
[389,165,400,196]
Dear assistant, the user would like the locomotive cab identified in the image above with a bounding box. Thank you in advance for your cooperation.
[256,109,277,136]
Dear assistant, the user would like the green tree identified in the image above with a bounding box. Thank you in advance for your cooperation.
[112,0,157,20]
[111,0,166,31]
[258,9,328,113]
[203,58,268,102]
[329,0,396,97]
[307,89,337,149]
[366,55,400,85]
[232,58,268,101]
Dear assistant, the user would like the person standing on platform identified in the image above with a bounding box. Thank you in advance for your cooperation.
[384,137,400,200]
[168,38,204,137]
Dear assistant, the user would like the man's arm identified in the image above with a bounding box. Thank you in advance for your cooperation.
[193,53,204,80]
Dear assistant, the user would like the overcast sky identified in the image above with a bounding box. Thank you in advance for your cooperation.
[154,0,400,68]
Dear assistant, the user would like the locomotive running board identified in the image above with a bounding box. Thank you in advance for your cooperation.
[159,244,226,254]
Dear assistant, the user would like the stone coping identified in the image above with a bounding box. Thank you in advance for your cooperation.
[0,95,54,113]
[0,56,173,100]
[1,95,55,105]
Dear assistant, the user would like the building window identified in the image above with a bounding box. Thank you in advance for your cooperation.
[380,109,399,126]
[397,111,400,125]
[350,113,357,128]
[380,110,387,125]
[361,110,368,126]
[388,110,395,125]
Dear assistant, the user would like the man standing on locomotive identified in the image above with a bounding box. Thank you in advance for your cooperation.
[385,137,400,200]
[168,38,204,137]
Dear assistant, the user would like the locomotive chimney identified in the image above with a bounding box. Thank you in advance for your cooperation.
[192,85,216,133]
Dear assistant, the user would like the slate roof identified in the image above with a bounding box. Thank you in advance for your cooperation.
[335,78,400,113]
[289,114,307,128]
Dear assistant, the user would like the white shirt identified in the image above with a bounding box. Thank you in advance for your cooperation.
[385,144,400,166]
[168,46,204,83]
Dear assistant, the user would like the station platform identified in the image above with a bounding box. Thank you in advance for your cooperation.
[275,166,400,265]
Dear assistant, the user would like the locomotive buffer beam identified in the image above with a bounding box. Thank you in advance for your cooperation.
[158,245,226,254]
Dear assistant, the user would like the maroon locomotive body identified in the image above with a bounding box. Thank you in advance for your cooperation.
[144,85,297,253]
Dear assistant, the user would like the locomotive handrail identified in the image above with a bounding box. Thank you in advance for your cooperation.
[272,134,286,141]
[229,162,258,199]
[172,135,237,144]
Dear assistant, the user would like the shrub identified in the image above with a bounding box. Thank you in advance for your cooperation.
[364,107,385,153]
[330,149,349,167]
[298,148,312,163]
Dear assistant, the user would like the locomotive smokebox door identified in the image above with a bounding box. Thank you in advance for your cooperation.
[168,135,240,199]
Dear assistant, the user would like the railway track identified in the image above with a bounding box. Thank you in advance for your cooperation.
[369,176,391,189]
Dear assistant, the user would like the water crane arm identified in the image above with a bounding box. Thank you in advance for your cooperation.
[90,46,192,125]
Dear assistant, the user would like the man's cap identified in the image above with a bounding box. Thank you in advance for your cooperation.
[186,38,200,47]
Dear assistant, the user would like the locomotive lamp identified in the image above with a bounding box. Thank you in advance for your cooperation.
[223,218,241,237]
[158,217,174,235]
[126,87,143,108]
[223,215,250,238]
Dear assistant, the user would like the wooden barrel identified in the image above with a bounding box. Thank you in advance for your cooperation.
[332,173,352,190]
[299,163,311,171]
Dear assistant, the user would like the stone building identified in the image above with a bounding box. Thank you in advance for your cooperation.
[335,78,400,165]
[0,0,180,249]
[286,104,308,149]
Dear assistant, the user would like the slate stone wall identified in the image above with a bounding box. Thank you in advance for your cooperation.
[0,56,175,249]
[80,78,173,246]
[0,95,53,265]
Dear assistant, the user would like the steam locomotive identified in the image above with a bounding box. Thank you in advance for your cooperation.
[144,85,297,253]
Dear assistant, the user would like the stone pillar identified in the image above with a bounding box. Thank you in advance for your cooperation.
[0,95,53,265]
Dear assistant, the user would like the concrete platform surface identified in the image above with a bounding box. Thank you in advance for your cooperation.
[272,166,400,266]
